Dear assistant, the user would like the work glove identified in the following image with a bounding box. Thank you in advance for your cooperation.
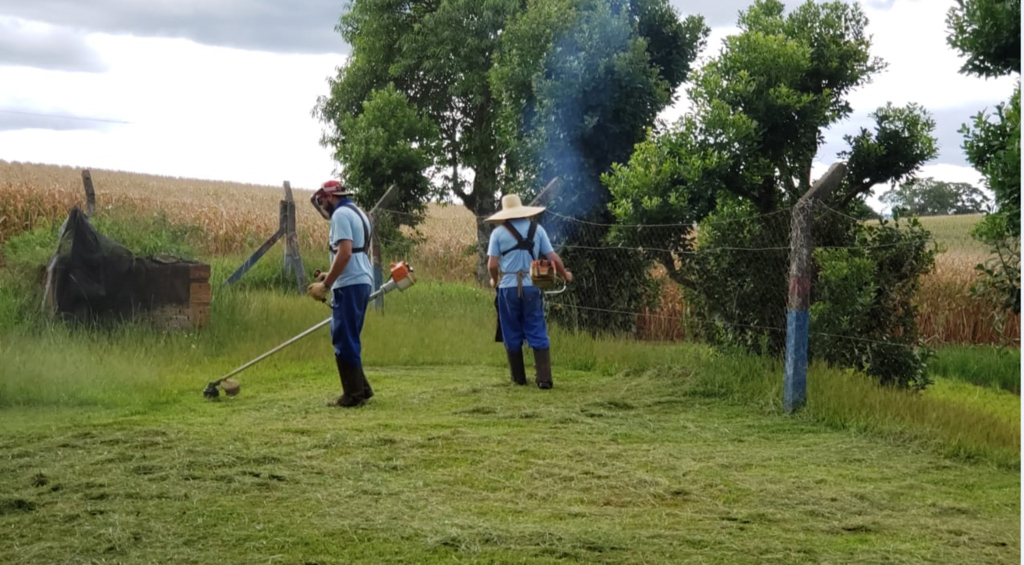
[307,281,329,302]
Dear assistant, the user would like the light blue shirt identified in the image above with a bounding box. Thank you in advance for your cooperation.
[487,218,554,289]
[329,200,374,289]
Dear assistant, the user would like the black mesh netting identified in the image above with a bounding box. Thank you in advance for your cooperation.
[43,207,202,323]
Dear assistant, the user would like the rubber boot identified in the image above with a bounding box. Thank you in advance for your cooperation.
[359,366,374,400]
[329,356,367,407]
[507,349,527,385]
[534,348,553,389]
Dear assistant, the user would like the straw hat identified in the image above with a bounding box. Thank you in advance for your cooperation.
[485,194,545,223]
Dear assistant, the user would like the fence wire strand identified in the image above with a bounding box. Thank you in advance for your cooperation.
[378,203,1020,348]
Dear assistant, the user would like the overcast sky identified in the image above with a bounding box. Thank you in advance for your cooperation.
[0,0,1016,209]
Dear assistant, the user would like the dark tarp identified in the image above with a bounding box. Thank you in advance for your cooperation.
[43,207,201,323]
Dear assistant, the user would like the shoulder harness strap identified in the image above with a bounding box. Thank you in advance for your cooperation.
[329,203,371,254]
[500,219,545,261]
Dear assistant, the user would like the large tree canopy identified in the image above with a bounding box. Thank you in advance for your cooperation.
[314,0,524,281]
[315,0,707,285]
[489,0,708,330]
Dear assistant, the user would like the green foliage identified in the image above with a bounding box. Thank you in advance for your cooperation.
[491,0,707,332]
[837,102,938,207]
[494,0,707,198]
[847,196,880,220]
[946,0,1021,78]
[880,176,992,216]
[336,84,440,229]
[605,0,938,387]
[314,0,525,280]
[947,0,1020,314]
[959,68,1019,315]
[970,212,1021,313]
[810,218,936,389]
[682,200,790,354]
[89,212,199,259]
[962,85,1021,237]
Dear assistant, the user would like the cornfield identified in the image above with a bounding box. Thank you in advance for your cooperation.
[0,160,330,254]
[1,160,1018,345]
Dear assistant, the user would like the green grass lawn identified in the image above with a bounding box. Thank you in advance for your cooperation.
[2,365,1020,565]
[0,247,1019,563]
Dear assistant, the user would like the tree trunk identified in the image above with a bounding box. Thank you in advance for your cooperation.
[468,168,498,285]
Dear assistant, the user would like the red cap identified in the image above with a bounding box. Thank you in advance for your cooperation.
[321,180,346,194]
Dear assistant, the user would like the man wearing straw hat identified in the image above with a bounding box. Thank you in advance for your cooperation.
[486,194,572,389]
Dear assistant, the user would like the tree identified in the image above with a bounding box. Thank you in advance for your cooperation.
[315,0,704,289]
[491,0,708,330]
[333,85,440,229]
[605,0,939,386]
[879,177,992,216]
[314,0,525,282]
[965,87,1021,314]
[962,88,1021,234]
[947,0,1021,313]
[946,0,1020,78]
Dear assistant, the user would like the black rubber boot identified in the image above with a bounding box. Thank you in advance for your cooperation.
[329,356,367,407]
[534,348,553,389]
[507,349,527,385]
[359,366,374,400]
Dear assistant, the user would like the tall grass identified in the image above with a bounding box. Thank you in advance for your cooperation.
[929,345,1021,393]
[1,269,1018,466]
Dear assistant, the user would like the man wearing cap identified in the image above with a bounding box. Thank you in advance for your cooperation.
[486,194,572,389]
[307,180,375,407]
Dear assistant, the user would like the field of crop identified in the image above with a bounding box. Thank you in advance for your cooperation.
[0,160,1018,344]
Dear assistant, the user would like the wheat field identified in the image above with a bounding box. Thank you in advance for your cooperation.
[0,160,1017,344]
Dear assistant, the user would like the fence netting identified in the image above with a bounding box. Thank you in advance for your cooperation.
[378,202,1020,351]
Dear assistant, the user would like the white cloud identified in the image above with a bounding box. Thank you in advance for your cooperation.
[0,16,107,72]
[1,0,1013,195]
[0,28,345,189]
[848,0,1017,111]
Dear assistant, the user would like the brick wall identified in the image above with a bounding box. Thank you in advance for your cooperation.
[141,263,211,331]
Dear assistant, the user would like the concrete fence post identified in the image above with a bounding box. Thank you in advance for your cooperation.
[784,162,846,413]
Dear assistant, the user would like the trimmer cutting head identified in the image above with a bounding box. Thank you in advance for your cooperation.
[202,378,241,399]
[202,381,221,399]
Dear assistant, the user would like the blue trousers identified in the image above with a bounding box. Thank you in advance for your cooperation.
[497,286,550,352]
[331,284,371,365]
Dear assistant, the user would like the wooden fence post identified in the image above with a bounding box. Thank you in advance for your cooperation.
[81,170,96,217]
[281,181,308,295]
[784,162,846,413]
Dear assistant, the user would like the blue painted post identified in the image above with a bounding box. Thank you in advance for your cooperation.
[784,290,810,412]
[783,162,846,414]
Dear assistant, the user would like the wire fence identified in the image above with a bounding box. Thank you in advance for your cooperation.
[378,202,1020,350]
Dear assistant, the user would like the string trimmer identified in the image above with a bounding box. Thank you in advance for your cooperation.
[202,261,416,399]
